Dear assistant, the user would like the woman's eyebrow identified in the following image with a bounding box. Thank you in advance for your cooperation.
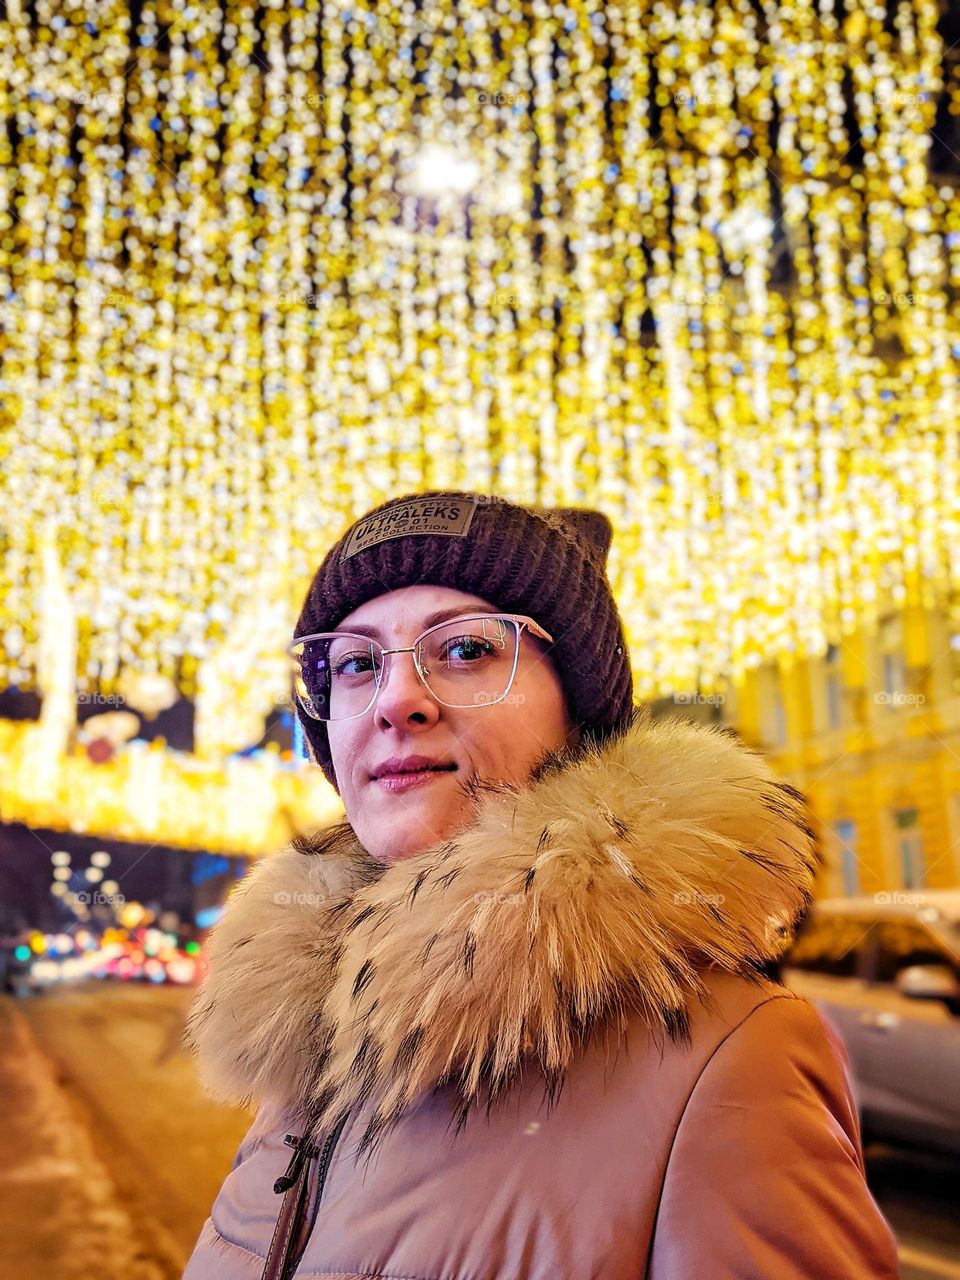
[334,606,500,639]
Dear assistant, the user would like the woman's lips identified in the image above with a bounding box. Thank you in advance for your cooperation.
[376,766,456,793]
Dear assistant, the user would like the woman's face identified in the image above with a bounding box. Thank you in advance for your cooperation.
[326,585,580,864]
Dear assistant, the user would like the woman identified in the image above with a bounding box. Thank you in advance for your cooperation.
[183,490,900,1280]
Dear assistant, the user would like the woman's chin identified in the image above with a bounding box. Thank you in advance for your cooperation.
[367,809,467,864]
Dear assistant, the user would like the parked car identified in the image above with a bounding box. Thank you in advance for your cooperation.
[782,890,960,1156]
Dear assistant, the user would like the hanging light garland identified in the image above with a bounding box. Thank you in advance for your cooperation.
[0,0,958,759]
[0,717,342,855]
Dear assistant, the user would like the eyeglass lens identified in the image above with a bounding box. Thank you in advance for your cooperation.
[292,616,521,721]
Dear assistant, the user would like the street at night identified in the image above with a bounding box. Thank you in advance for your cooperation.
[2,981,959,1279]
[0,985,247,1279]
[4,0,960,1274]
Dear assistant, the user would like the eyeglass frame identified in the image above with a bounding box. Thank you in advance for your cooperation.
[287,612,555,722]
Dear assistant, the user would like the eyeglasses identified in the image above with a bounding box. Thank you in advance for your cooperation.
[287,613,554,722]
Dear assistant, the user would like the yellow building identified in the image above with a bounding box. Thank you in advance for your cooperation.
[706,607,960,898]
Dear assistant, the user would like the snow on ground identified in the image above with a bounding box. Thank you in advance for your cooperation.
[0,997,173,1280]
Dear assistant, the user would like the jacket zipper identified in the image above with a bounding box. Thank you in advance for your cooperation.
[260,1112,350,1280]
[314,1112,349,1199]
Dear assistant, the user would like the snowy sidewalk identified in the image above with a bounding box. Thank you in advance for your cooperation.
[0,996,172,1280]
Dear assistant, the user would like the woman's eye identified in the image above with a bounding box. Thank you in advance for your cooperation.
[333,653,373,675]
[443,636,493,662]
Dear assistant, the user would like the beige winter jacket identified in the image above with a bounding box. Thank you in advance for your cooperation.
[183,706,900,1279]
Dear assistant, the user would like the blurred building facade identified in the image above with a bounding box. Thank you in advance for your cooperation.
[712,605,960,897]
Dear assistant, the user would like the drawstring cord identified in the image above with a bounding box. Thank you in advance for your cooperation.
[273,1132,319,1195]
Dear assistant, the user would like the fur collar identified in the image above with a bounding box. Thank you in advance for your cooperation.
[185,706,819,1154]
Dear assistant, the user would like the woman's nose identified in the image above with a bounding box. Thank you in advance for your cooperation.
[372,649,438,718]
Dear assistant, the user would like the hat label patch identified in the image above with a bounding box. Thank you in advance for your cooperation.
[341,495,479,561]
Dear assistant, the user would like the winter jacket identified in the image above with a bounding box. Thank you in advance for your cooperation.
[183,707,901,1279]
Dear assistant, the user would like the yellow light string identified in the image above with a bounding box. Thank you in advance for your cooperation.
[0,0,956,761]
[0,718,341,854]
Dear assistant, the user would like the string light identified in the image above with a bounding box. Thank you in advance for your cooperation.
[0,0,957,768]
[0,718,342,855]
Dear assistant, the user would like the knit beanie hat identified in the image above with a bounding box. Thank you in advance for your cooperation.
[292,490,634,792]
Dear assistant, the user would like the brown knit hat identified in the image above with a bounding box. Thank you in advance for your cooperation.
[292,490,634,792]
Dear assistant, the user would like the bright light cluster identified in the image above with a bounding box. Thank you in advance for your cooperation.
[1,0,959,762]
[0,719,342,854]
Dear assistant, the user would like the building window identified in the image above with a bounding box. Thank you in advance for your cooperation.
[893,806,926,889]
[950,630,960,697]
[824,641,844,730]
[882,651,906,703]
[758,664,787,747]
[833,819,860,895]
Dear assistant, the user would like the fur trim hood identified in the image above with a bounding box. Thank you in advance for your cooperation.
[185,706,820,1154]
